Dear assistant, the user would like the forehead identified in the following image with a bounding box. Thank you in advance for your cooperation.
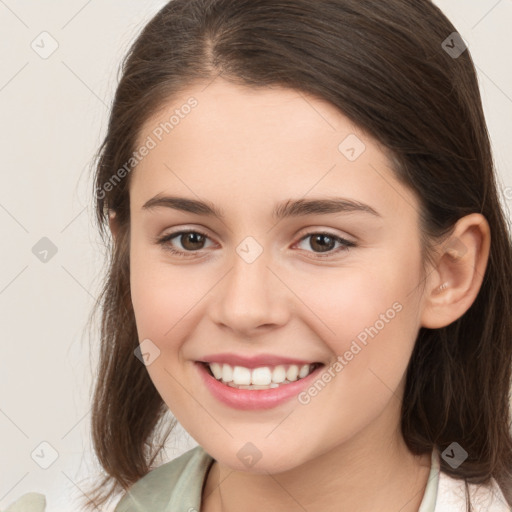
[129,79,419,223]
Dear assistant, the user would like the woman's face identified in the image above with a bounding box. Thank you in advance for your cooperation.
[128,79,432,472]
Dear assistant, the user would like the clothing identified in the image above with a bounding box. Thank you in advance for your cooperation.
[113,445,511,512]
[3,448,508,511]
[1,493,46,512]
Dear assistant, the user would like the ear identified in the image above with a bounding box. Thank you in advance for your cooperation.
[420,213,491,329]
[108,210,119,240]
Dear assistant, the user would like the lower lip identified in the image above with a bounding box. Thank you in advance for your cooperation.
[195,361,325,410]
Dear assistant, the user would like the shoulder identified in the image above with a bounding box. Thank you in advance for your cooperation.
[114,445,214,512]
[436,470,511,512]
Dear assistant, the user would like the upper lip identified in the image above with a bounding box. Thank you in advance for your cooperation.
[197,353,324,368]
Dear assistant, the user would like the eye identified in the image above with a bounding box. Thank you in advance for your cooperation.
[294,231,356,257]
[155,229,356,259]
[156,229,214,258]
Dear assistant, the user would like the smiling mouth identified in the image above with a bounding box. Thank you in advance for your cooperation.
[199,361,325,390]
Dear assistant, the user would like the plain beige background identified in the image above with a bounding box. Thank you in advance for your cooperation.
[0,1,511,510]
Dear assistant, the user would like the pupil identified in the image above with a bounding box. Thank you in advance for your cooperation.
[183,232,204,250]
[311,234,334,252]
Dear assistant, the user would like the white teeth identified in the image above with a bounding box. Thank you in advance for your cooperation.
[227,382,281,389]
[206,362,317,387]
[222,363,233,382]
[286,365,299,381]
[210,362,223,380]
[271,365,286,383]
[251,367,272,386]
[299,364,310,378]
[232,366,251,385]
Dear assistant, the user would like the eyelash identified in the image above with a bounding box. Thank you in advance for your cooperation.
[155,229,356,259]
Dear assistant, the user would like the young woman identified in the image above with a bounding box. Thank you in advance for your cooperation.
[81,1,512,511]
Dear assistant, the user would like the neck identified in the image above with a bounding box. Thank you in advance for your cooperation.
[201,413,432,512]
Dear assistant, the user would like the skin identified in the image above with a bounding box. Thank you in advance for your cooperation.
[111,77,490,512]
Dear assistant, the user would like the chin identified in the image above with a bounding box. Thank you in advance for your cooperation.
[210,444,306,475]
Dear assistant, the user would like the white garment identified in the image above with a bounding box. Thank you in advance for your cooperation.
[419,447,511,512]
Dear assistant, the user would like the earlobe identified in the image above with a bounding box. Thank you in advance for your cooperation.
[109,210,119,240]
[420,213,491,329]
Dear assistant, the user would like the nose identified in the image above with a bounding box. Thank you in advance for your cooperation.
[207,244,290,337]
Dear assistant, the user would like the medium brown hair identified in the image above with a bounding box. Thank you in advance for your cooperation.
[83,0,512,509]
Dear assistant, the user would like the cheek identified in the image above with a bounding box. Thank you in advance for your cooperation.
[289,265,406,340]
[130,243,200,336]
[129,244,219,389]
[290,263,421,445]
[292,254,422,380]
[129,247,203,406]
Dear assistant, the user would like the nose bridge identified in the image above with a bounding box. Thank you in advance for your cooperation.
[209,236,289,333]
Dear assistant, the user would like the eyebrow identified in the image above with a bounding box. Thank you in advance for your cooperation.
[142,194,381,220]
